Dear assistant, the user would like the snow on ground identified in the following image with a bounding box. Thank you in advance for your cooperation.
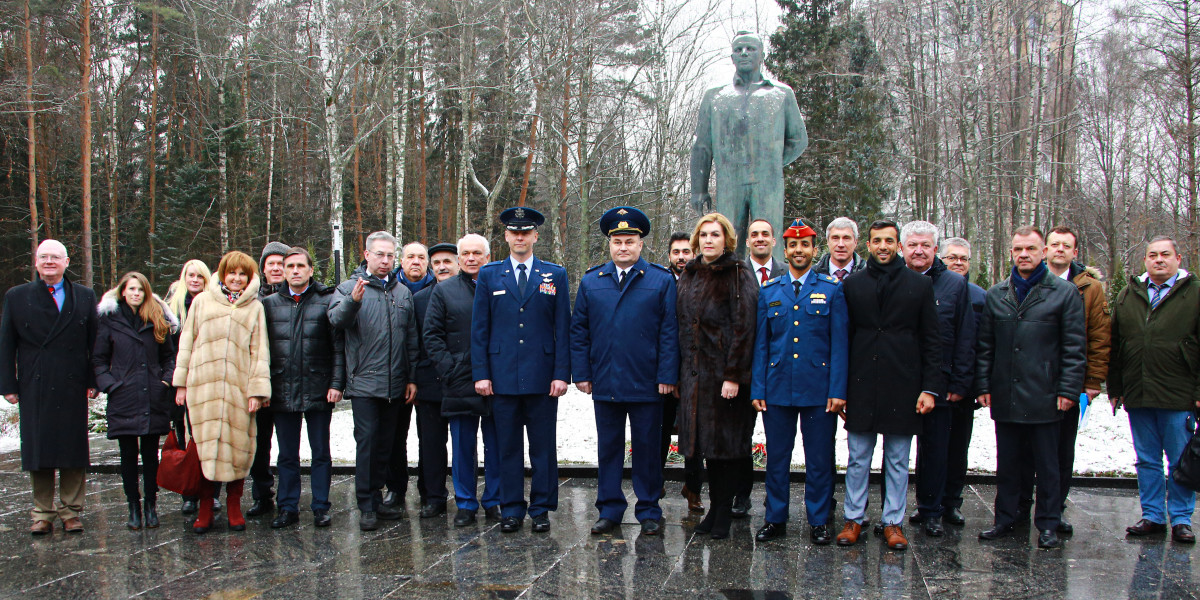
[0,388,1137,476]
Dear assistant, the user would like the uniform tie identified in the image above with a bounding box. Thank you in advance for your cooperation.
[1150,282,1167,309]
[835,268,848,282]
[618,270,627,290]
[793,280,801,298]
[518,264,529,296]
[759,267,768,285]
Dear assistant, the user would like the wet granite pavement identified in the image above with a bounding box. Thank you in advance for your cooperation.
[0,439,1196,599]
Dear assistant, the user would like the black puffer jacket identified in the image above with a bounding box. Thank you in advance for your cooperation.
[424,271,485,416]
[262,281,346,412]
[975,270,1087,424]
[93,293,177,438]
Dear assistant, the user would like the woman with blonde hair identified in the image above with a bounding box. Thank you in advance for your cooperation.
[676,212,759,539]
[93,272,178,530]
[163,259,214,515]
[172,251,271,534]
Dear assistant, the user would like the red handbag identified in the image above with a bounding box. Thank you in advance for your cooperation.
[157,416,203,496]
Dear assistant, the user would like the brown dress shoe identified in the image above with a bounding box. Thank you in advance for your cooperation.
[1126,519,1168,536]
[1173,524,1196,543]
[681,485,705,513]
[30,520,52,536]
[836,521,862,546]
[883,525,908,550]
[62,517,83,533]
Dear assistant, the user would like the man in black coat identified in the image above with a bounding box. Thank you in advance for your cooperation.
[425,234,502,527]
[835,221,943,551]
[262,247,345,529]
[402,242,459,519]
[899,221,975,537]
[0,239,98,535]
[247,240,290,518]
[976,226,1086,549]
[938,236,987,526]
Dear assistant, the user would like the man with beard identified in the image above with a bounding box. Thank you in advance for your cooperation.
[835,220,942,551]
[751,218,848,545]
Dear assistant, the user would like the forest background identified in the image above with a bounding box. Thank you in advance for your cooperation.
[0,0,1192,299]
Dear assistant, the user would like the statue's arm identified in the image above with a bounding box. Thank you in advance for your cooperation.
[690,88,717,210]
[781,87,808,166]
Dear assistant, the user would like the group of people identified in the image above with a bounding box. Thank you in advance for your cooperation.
[0,206,1195,554]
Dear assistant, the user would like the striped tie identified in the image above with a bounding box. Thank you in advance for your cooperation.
[1149,282,1166,310]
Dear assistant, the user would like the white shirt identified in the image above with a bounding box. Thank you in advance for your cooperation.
[750,256,774,279]
[510,255,535,274]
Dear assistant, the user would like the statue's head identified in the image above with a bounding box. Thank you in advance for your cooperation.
[730,31,764,75]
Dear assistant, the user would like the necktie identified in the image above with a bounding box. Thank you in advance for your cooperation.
[48,286,59,311]
[759,267,768,285]
[835,268,848,282]
[618,270,627,290]
[793,280,801,298]
[292,293,302,303]
[1150,282,1166,309]
[518,264,528,296]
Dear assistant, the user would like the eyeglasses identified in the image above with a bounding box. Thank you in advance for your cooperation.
[36,254,65,261]
[942,255,969,263]
[369,251,396,260]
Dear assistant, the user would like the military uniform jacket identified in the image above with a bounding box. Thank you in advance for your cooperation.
[471,257,570,395]
[570,258,679,403]
[751,271,848,407]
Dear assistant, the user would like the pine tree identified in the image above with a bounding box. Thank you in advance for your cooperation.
[767,0,895,228]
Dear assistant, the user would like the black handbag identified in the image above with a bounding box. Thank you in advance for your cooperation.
[1172,412,1200,491]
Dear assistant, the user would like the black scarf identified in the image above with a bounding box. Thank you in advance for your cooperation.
[118,300,144,331]
[1011,261,1048,305]
[866,253,906,310]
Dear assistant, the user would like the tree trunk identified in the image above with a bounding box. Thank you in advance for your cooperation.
[353,63,363,256]
[148,8,158,281]
[80,0,94,288]
[24,0,38,275]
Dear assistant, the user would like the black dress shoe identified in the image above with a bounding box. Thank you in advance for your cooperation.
[485,506,503,521]
[755,522,787,542]
[945,507,965,526]
[454,509,477,527]
[924,517,944,537]
[420,503,447,519]
[1127,519,1168,536]
[731,496,751,518]
[271,510,299,529]
[641,520,662,536]
[531,514,551,533]
[359,511,379,531]
[381,491,401,508]
[1173,524,1196,543]
[591,518,620,534]
[246,499,274,517]
[376,505,403,520]
[181,499,198,515]
[810,524,832,546]
[908,511,926,525]
[500,517,522,533]
[1038,529,1061,549]
[979,524,1015,540]
[1057,520,1074,535]
[313,510,331,527]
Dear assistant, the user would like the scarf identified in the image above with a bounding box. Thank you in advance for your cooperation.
[866,253,906,310]
[118,300,144,330]
[1011,261,1048,305]
[219,282,243,304]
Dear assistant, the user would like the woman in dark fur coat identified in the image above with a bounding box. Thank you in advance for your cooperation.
[676,212,759,539]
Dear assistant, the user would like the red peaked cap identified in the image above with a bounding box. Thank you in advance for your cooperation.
[782,218,816,239]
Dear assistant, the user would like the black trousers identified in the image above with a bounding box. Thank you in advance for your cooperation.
[1018,404,1078,515]
[995,421,1061,531]
[660,393,703,491]
[914,405,952,517]
[384,401,416,498]
[249,408,275,501]
[414,400,449,504]
[942,401,976,509]
[117,434,160,502]
[354,397,403,512]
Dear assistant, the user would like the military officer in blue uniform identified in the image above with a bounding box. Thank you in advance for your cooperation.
[571,207,679,536]
[750,217,849,545]
[471,206,571,534]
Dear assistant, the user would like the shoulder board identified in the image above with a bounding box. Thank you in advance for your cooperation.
[480,260,505,269]
[585,264,603,274]
[818,273,838,284]
[762,277,782,288]
[649,263,672,274]
[540,260,562,268]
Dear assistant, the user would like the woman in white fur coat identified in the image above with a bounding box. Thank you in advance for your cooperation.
[172,251,271,534]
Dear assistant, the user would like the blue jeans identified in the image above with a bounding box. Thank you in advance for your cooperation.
[844,431,912,526]
[1128,408,1196,526]
[273,409,332,513]
[448,414,501,511]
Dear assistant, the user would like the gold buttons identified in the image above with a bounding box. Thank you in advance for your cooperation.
[793,337,799,343]
[793,353,798,359]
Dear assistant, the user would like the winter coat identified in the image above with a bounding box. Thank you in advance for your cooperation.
[1108,270,1200,411]
[172,275,271,482]
[425,271,486,416]
[842,258,944,436]
[1066,262,1111,391]
[676,252,758,460]
[926,258,977,402]
[0,277,97,470]
[412,283,442,403]
[975,269,1087,424]
[261,282,346,413]
[328,265,419,400]
[570,257,679,403]
[93,291,178,438]
[815,252,866,279]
